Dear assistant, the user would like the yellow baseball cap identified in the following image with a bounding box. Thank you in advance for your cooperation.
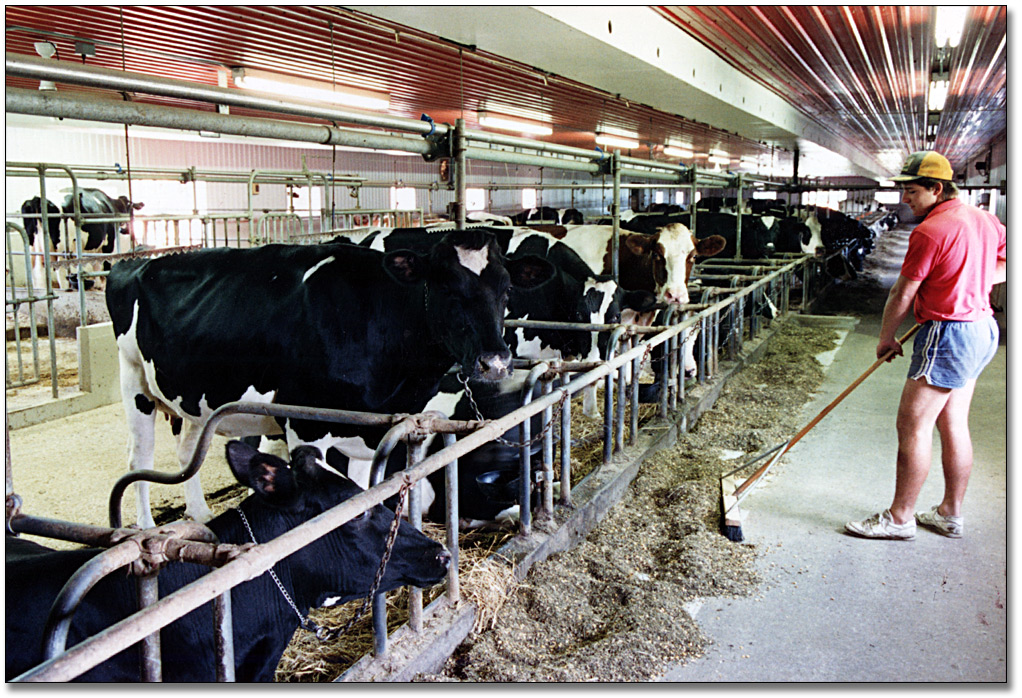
[891,150,954,182]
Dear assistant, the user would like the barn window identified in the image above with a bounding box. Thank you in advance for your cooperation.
[674,190,686,206]
[875,190,901,205]
[752,191,776,200]
[654,190,665,204]
[521,188,537,209]
[390,186,417,211]
[466,188,487,211]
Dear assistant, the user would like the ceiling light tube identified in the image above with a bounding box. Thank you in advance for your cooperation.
[595,133,640,150]
[935,6,968,48]
[478,113,553,136]
[232,67,389,111]
[664,145,694,159]
[928,79,949,111]
[708,155,731,166]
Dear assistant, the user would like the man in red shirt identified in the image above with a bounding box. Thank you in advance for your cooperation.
[846,150,1006,540]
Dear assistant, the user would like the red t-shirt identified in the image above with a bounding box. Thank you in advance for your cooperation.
[900,199,1006,322]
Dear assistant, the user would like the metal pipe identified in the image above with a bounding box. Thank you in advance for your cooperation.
[407,440,425,634]
[603,327,627,464]
[111,402,400,528]
[540,376,555,519]
[7,89,435,157]
[629,335,641,447]
[11,308,765,682]
[559,371,573,507]
[517,362,549,536]
[462,146,601,175]
[441,433,459,604]
[5,52,442,137]
[136,575,162,682]
[611,151,621,282]
[454,119,467,229]
[213,593,235,683]
[42,542,142,661]
[615,334,627,454]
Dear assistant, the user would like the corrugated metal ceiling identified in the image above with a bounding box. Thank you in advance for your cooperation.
[656,5,1007,172]
[5,6,1007,179]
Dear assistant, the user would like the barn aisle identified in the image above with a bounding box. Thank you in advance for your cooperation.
[662,226,1008,682]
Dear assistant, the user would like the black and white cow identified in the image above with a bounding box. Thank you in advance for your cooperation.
[5,440,449,682]
[19,197,64,289]
[60,188,144,290]
[510,207,585,226]
[106,229,522,528]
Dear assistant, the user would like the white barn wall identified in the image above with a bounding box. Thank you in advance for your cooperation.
[7,123,621,225]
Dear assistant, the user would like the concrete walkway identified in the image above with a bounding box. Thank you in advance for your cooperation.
[662,229,1007,682]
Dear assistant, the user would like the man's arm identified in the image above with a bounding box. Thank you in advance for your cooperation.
[877,274,922,360]
[993,257,1007,285]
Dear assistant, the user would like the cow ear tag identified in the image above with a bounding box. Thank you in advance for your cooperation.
[225,440,298,501]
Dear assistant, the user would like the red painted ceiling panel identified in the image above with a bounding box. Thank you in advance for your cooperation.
[6,6,1007,176]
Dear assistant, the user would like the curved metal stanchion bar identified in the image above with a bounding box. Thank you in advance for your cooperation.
[42,542,142,662]
[108,401,397,528]
[12,283,804,681]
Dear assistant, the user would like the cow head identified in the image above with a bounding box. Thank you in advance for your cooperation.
[387,229,521,381]
[224,440,449,608]
[621,224,726,305]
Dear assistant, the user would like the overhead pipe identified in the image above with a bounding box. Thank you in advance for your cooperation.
[5,52,709,182]
[6,88,434,158]
[5,52,438,137]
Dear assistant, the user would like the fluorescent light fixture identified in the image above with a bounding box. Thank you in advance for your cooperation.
[935,6,968,48]
[708,152,730,166]
[478,113,553,136]
[664,145,694,159]
[709,148,729,159]
[232,67,389,111]
[596,132,640,150]
[928,78,949,111]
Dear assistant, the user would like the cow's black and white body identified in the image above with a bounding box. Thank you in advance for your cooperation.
[510,207,584,226]
[5,440,449,682]
[60,188,144,290]
[19,197,63,289]
[106,230,516,528]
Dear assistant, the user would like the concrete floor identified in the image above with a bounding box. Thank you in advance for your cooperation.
[662,226,1008,683]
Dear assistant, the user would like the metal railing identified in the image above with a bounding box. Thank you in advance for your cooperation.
[6,252,814,682]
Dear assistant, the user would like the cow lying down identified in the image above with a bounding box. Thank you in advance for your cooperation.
[5,440,449,683]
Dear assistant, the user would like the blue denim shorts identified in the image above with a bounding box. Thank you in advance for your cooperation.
[908,317,999,389]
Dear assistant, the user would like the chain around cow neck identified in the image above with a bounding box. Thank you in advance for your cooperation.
[232,479,411,642]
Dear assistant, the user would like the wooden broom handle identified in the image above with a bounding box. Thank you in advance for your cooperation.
[732,323,921,499]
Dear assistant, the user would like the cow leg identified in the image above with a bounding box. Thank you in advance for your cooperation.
[119,356,158,529]
[176,419,213,523]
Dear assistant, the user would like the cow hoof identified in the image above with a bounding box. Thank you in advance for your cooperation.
[185,507,214,524]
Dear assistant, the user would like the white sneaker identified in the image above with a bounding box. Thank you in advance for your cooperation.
[845,509,916,540]
[915,506,963,538]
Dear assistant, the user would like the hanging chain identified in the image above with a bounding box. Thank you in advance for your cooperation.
[456,373,566,449]
[235,478,411,643]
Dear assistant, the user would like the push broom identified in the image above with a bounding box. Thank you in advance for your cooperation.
[719,323,921,542]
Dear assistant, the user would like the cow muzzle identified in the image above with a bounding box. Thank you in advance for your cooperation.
[661,287,690,305]
[473,351,512,381]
